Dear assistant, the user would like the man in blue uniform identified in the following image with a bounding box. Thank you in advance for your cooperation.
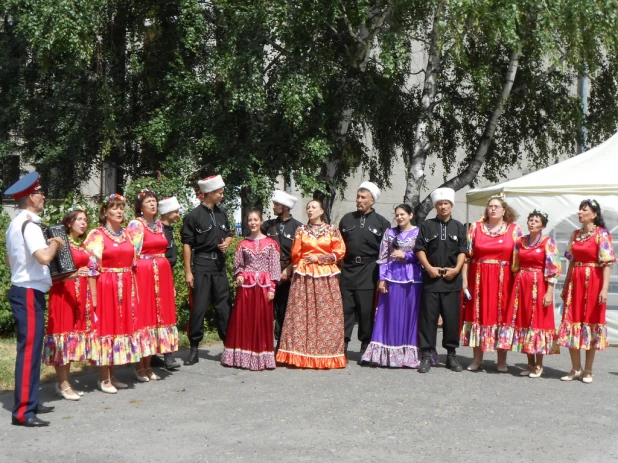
[5,172,65,427]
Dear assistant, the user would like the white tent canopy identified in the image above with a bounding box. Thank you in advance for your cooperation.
[466,131,618,233]
[466,131,618,342]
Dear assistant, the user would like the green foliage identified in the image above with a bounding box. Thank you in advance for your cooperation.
[0,211,14,335]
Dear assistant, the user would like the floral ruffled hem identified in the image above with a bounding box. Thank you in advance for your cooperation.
[557,321,609,350]
[43,331,100,366]
[95,334,141,366]
[156,325,179,355]
[360,343,439,368]
[460,322,499,352]
[221,348,275,371]
[275,350,347,369]
[495,326,560,354]
[137,326,158,357]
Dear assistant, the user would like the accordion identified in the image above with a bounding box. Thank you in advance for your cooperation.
[45,225,77,283]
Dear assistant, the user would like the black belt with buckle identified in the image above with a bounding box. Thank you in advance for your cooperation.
[195,251,220,260]
[344,256,374,264]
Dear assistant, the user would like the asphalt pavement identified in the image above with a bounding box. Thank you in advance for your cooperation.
[1,331,617,463]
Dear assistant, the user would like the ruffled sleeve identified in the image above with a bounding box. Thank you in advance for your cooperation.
[127,219,145,258]
[543,237,561,284]
[597,229,616,266]
[234,240,246,277]
[564,230,577,261]
[267,239,281,292]
[83,228,103,276]
[377,229,391,280]
[466,222,477,258]
[511,237,521,273]
[290,226,304,267]
[512,223,524,241]
[327,226,346,263]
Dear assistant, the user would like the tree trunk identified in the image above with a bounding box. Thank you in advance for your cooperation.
[403,2,445,215]
[415,45,523,222]
[313,163,338,224]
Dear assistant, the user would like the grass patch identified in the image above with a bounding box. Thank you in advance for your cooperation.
[0,330,220,392]
[0,337,96,393]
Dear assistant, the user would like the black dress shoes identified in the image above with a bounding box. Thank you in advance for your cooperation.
[12,416,50,427]
[150,355,165,367]
[446,354,463,372]
[36,404,55,414]
[164,353,181,370]
[359,341,369,355]
[184,346,199,366]
[418,356,432,373]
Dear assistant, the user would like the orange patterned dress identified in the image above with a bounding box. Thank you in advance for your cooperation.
[275,223,347,369]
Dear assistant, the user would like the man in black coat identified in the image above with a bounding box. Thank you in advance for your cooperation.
[414,187,467,373]
[261,190,302,351]
[339,182,390,355]
[181,175,233,365]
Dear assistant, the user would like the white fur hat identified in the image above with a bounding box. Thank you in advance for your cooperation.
[358,181,380,201]
[158,196,180,215]
[430,187,455,206]
[198,175,225,193]
[272,190,298,209]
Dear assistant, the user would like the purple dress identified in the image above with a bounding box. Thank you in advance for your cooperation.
[361,227,423,367]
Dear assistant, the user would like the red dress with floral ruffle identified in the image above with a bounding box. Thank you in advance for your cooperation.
[84,228,140,366]
[44,244,98,365]
[496,236,561,354]
[460,221,522,352]
[128,218,178,356]
[558,227,615,350]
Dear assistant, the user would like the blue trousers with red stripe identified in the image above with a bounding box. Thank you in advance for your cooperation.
[9,285,45,422]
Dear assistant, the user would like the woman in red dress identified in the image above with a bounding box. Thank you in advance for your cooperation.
[558,199,615,384]
[221,209,280,370]
[461,193,522,372]
[44,209,97,400]
[127,190,178,382]
[85,194,140,394]
[496,210,561,378]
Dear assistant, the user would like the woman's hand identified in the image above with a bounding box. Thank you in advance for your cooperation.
[599,289,608,305]
[390,250,405,261]
[378,280,388,294]
[236,275,244,285]
[304,255,318,263]
[268,291,275,301]
[543,292,553,307]
[560,285,568,301]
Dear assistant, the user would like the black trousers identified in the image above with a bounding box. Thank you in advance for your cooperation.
[274,280,291,341]
[342,289,375,344]
[418,290,461,352]
[189,271,231,344]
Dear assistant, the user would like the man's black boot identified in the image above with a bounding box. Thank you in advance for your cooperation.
[184,344,199,366]
[418,352,432,373]
[164,353,181,370]
[446,350,463,372]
